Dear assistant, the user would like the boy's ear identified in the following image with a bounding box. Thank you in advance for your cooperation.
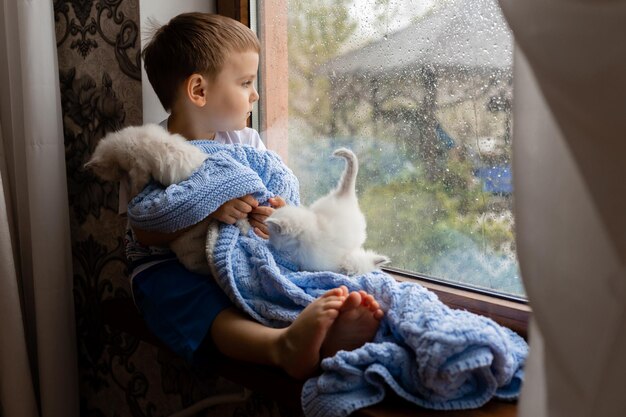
[186,73,208,107]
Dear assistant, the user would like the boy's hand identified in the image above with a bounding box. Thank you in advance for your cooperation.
[209,195,259,224]
[249,196,287,239]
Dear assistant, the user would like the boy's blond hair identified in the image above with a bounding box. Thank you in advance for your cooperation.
[142,13,260,111]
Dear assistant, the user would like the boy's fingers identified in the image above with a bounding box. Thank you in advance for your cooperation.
[238,195,259,209]
[232,199,254,213]
[253,228,269,239]
[231,209,248,220]
[222,206,246,220]
[211,206,242,225]
[219,214,237,224]
[248,213,267,223]
[251,206,273,216]
[249,218,269,234]
[269,196,286,208]
[249,216,269,239]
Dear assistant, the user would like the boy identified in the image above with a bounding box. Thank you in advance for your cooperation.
[128,13,383,380]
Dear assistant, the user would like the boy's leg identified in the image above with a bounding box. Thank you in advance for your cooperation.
[133,259,384,379]
[211,287,386,380]
[211,287,348,380]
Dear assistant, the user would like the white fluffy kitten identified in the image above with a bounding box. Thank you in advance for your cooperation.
[266,148,390,275]
[84,123,208,196]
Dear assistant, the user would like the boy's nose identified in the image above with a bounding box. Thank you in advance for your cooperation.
[250,86,259,103]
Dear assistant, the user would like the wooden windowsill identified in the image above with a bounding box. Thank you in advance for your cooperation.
[386,271,530,338]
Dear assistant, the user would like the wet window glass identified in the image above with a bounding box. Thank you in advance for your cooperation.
[284,0,523,297]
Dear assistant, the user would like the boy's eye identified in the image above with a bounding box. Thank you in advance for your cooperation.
[242,81,252,87]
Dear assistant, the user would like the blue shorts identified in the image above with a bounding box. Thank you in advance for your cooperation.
[132,259,233,364]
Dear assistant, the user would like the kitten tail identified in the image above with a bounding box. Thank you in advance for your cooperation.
[332,148,358,198]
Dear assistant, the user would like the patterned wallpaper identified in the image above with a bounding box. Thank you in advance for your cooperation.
[53,1,294,415]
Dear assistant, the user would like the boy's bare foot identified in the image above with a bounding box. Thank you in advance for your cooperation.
[276,287,348,379]
[320,290,384,358]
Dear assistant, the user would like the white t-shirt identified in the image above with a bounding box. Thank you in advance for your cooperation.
[159,118,266,150]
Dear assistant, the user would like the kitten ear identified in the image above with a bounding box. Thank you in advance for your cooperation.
[84,155,123,182]
[265,217,283,234]
[83,156,113,179]
[83,156,102,172]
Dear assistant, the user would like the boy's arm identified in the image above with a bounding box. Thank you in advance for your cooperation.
[133,195,260,246]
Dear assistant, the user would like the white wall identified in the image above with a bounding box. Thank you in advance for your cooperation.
[139,0,217,124]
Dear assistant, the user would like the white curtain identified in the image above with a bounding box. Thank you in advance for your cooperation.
[0,0,79,416]
[497,1,626,416]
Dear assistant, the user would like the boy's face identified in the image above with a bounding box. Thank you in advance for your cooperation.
[203,50,260,132]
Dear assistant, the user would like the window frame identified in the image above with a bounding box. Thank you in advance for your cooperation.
[219,0,530,337]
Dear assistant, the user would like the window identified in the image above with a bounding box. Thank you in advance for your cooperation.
[256,0,524,300]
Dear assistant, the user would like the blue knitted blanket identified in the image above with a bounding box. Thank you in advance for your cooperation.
[128,142,527,416]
